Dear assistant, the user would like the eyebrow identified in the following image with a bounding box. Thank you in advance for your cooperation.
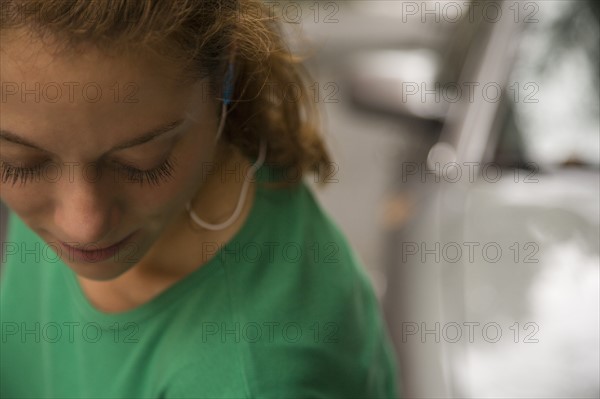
[0,119,185,154]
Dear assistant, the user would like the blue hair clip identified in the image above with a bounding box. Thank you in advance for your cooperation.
[223,63,235,105]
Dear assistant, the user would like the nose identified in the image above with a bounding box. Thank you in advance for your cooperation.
[53,173,120,246]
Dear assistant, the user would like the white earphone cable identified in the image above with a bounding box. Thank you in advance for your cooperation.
[185,102,267,231]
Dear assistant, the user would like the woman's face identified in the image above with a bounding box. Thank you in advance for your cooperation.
[0,32,221,281]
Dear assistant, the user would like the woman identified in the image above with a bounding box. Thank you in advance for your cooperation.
[0,0,398,397]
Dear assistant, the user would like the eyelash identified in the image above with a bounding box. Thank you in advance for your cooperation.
[0,158,177,187]
[118,157,177,186]
[0,162,43,186]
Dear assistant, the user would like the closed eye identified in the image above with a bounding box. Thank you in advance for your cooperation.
[0,156,178,187]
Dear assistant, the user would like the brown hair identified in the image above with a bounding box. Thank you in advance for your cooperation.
[0,0,333,185]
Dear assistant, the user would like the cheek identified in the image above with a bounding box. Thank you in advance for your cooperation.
[125,137,215,220]
[0,184,60,246]
[0,183,50,221]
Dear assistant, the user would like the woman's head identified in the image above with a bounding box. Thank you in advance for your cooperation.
[0,0,332,280]
[1,0,332,172]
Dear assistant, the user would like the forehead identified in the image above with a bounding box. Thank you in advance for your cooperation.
[0,29,190,98]
[0,31,213,155]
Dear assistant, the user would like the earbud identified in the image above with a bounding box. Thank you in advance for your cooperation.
[222,62,235,105]
[216,62,234,142]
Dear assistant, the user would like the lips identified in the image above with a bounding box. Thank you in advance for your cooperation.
[57,232,136,263]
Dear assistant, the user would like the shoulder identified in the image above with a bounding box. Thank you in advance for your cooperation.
[211,172,399,398]
[229,173,372,311]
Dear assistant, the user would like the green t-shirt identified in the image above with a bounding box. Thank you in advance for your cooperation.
[0,165,398,398]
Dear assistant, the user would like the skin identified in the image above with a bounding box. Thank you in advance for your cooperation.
[0,31,256,313]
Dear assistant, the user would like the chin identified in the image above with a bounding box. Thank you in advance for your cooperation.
[64,257,142,282]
